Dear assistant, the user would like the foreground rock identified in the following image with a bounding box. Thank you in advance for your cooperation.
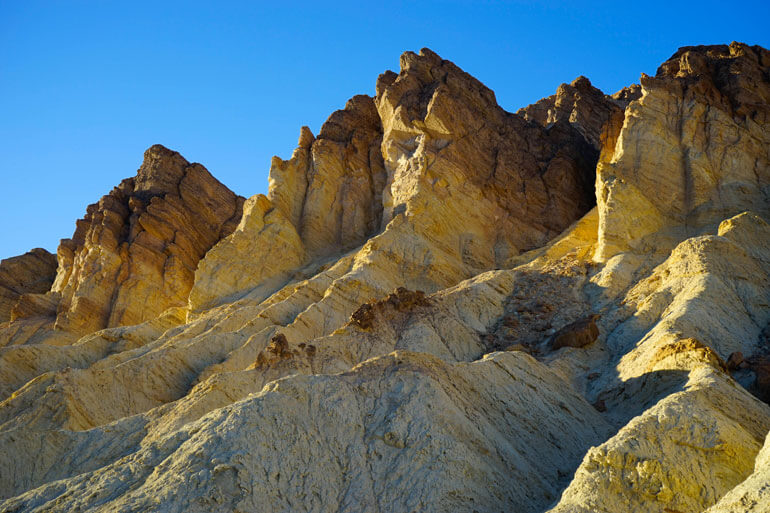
[0,352,612,513]
[550,366,770,513]
[707,430,770,512]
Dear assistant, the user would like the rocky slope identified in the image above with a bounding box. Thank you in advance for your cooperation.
[0,248,57,323]
[0,42,768,513]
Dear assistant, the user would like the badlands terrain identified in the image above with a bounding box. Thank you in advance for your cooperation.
[0,42,769,512]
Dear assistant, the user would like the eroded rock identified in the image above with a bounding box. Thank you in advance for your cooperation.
[0,249,57,323]
[51,145,243,334]
[596,42,770,261]
[551,314,600,350]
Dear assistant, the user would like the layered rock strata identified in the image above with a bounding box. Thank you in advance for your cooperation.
[51,145,244,334]
[595,42,770,260]
[191,48,611,313]
[0,248,57,323]
[0,43,769,513]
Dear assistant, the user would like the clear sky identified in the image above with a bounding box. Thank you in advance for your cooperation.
[1,1,768,259]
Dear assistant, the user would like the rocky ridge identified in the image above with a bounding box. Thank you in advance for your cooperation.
[0,42,768,513]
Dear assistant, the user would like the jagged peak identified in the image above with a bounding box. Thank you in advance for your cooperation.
[135,143,190,197]
[3,42,770,513]
[297,126,315,149]
[317,94,381,143]
[569,75,594,89]
[655,41,770,78]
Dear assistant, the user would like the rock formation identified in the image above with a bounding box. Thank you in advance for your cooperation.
[517,75,637,148]
[595,42,770,261]
[0,248,57,323]
[50,144,244,334]
[1,42,769,513]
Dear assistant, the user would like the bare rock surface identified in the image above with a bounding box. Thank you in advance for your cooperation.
[1,43,770,513]
[517,75,626,148]
[550,366,770,513]
[706,429,770,512]
[596,42,770,260]
[0,352,612,513]
[51,145,243,334]
[0,249,57,323]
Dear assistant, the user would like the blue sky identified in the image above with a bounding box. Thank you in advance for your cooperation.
[1,1,768,259]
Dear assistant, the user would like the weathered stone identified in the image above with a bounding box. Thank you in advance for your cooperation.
[596,42,770,261]
[188,193,304,312]
[268,95,387,258]
[0,248,57,323]
[376,48,599,259]
[518,75,625,149]
[0,43,769,513]
[727,351,745,370]
[550,367,770,513]
[10,291,60,321]
[551,314,600,349]
[51,145,243,334]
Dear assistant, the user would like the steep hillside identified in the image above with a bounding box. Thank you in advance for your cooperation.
[0,42,768,513]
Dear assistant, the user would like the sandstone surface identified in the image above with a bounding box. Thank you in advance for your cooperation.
[51,144,244,334]
[595,42,770,261]
[0,43,769,513]
[0,248,57,323]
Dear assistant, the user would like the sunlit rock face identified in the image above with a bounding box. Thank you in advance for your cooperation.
[188,95,386,312]
[51,144,244,334]
[595,42,770,261]
[190,48,608,313]
[1,43,770,513]
[375,48,600,254]
[0,248,57,323]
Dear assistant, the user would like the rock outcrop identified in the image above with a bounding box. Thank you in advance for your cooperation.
[0,351,612,512]
[1,43,770,513]
[375,48,600,252]
[190,48,608,312]
[51,145,243,334]
[707,430,770,512]
[517,75,634,148]
[0,248,57,323]
[271,95,386,257]
[595,42,770,261]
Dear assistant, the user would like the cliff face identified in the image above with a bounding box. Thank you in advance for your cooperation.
[596,42,770,260]
[1,43,769,513]
[50,145,244,334]
[190,48,606,313]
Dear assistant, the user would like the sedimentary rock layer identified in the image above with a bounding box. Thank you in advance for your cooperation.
[51,145,244,334]
[0,248,57,323]
[0,43,769,513]
[595,42,770,261]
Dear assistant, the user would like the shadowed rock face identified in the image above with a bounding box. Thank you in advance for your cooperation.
[0,249,57,323]
[596,42,770,260]
[51,145,244,334]
[517,75,637,149]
